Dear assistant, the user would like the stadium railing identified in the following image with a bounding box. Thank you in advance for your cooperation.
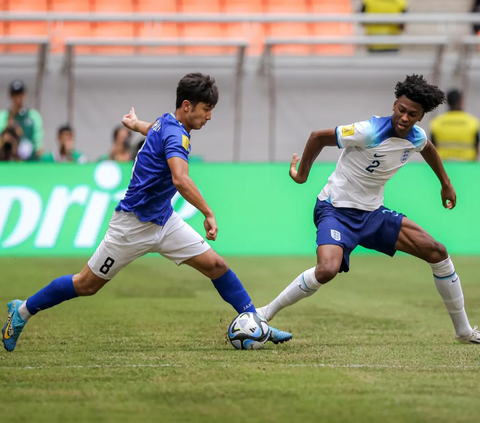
[0,36,49,110]
[63,37,248,160]
[260,35,450,161]
[1,12,480,160]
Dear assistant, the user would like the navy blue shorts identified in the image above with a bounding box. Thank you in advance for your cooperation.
[313,199,404,273]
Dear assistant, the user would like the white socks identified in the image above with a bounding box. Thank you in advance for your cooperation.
[257,267,321,322]
[18,301,32,321]
[430,256,472,337]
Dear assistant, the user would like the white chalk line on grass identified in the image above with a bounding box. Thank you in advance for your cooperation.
[284,363,480,370]
[1,364,180,370]
[2,363,478,371]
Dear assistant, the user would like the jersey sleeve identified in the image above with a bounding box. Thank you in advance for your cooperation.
[413,125,428,152]
[162,125,190,162]
[335,120,375,149]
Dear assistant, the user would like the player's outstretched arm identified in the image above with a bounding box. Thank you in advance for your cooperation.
[420,139,456,209]
[167,157,218,241]
[290,128,337,184]
[122,107,153,136]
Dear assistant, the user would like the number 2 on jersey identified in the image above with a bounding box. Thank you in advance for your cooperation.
[366,160,380,173]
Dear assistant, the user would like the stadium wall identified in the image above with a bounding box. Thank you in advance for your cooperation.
[0,161,477,257]
[3,65,480,162]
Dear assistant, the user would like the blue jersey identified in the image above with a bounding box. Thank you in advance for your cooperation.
[116,113,191,225]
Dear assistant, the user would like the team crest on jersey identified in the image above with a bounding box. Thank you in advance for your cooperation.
[342,125,355,137]
[182,135,190,151]
[401,149,412,163]
[331,230,341,241]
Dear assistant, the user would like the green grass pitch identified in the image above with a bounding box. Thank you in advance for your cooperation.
[0,256,479,423]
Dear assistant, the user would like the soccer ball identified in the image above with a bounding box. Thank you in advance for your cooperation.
[228,312,270,350]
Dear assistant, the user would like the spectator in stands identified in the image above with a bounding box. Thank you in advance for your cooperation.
[0,126,21,162]
[361,0,408,52]
[472,0,480,34]
[98,125,133,162]
[430,89,479,161]
[42,124,87,163]
[0,80,44,161]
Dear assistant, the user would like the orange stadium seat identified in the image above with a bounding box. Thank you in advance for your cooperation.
[91,0,135,54]
[136,1,179,53]
[222,0,265,13]
[0,14,4,54]
[222,0,265,55]
[138,22,181,55]
[136,0,178,13]
[4,0,48,52]
[177,0,224,55]
[5,22,48,53]
[50,1,92,12]
[5,0,48,12]
[266,0,310,55]
[310,0,354,55]
[93,0,134,13]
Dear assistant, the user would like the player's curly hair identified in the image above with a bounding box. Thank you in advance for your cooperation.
[176,73,219,109]
[394,74,446,113]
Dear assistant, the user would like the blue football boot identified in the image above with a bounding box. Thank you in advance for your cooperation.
[268,326,293,344]
[2,300,27,352]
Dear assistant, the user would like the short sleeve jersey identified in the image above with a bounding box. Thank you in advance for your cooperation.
[116,113,191,225]
[318,115,427,211]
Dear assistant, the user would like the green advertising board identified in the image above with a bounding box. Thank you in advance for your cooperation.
[0,161,478,257]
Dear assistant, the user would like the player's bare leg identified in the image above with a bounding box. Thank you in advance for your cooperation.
[257,245,343,322]
[185,249,292,343]
[395,217,479,344]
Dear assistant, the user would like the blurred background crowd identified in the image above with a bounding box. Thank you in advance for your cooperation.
[0,79,144,163]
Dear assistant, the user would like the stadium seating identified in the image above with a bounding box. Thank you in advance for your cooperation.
[0,0,354,56]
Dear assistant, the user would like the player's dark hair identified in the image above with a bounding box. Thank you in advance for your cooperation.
[175,73,219,109]
[57,124,73,136]
[446,89,462,109]
[394,74,446,113]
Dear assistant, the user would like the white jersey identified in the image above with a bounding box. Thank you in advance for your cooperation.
[318,116,427,211]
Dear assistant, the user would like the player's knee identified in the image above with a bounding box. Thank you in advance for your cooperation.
[426,241,448,263]
[213,257,229,278]
[315,262,338,284]
[73,273,106,296]
[203,255,229,279]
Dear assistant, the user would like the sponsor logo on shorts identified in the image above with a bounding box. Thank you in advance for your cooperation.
[382,209,399,217]
[330,230,341,241]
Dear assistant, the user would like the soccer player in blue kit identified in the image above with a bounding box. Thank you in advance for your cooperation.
[2,73,292,352]
[257,74,480,344]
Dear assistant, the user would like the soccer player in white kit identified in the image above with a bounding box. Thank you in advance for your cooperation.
[2,73,292,352]
[257,74,480,344]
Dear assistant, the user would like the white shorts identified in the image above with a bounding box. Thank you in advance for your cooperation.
[88,211,211,280]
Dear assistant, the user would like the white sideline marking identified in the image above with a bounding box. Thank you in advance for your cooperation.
[285,363,479,370]
[2,364,179,370]
[3,363,478,371]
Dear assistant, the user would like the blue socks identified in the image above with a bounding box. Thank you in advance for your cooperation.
[24,271,252,317]
[26,275,78,316]
[211,269,256,314]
